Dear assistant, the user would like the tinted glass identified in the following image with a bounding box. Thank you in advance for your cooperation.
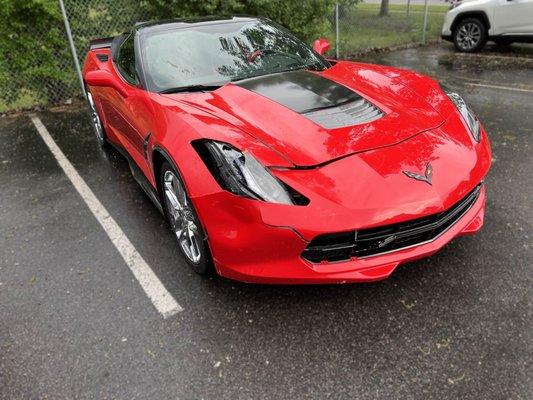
[116,33,137,85]
[140,20,329,92]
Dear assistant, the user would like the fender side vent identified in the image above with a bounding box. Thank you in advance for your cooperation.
[96,53,109,62]
[303,98,383,129]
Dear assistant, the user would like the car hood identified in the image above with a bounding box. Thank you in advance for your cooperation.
[164,61,446,167]
[262,117,491,236]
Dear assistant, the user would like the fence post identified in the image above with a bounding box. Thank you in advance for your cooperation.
[421,0,429,43]
[335,3,340,59]
[59,0,85,98]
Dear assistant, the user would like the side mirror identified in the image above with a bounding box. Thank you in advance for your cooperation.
[312,38,331,56]
[85,70,128,97]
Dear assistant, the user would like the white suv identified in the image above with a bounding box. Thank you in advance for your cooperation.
[442,0,533,52]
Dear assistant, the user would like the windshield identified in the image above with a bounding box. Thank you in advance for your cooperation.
[139,20,330,93]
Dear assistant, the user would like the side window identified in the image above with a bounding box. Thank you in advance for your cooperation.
[116,33,138,85]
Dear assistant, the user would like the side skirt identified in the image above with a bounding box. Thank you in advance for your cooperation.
[108,142,164,215]
[489,35,533,44]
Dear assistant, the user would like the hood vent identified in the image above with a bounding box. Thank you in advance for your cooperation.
[235,70,383,129]
[303,98,383,129]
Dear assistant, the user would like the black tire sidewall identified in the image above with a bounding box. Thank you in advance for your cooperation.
[453,18,487,52]
[159,161,212,275]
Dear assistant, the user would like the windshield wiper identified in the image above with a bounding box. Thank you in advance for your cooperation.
[231,62,326,83]
[158,84,224,94]
[231,65,303,82]
[305,63,327,71]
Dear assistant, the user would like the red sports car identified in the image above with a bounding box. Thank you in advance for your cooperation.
[83,16,491,284]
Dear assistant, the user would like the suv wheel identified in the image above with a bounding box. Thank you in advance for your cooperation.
[453,18,487,52]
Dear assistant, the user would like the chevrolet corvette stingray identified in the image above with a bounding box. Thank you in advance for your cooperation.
[82,16,491,284]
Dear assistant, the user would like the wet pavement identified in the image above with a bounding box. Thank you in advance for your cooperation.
[0,44,531,399]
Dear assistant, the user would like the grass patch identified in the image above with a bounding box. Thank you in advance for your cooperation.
[329,3,447,55]
[0,90,43,113]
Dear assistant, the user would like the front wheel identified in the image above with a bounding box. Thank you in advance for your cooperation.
[453,18,487,52]
[160,162,212,275]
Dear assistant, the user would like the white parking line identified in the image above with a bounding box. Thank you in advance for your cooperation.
[30,115,182,318]
[466,82,533,93]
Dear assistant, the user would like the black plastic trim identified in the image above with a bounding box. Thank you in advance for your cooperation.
[108,142,163,214]
[235,70,361,114]
[89,36,115,50]
[489,35,533,43]
[302,184,483,263]
[142,133,151,159]
[110,33,127,60]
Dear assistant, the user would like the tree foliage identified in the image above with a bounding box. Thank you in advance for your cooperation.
[0,0,347,108]
[139,0,344,43]
[0,0,72,103]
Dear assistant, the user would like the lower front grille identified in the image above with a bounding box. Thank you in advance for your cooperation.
[302,184,482,263]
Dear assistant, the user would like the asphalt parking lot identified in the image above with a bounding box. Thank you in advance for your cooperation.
[1,44,532,399]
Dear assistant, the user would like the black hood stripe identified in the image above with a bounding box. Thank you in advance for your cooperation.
[235,70,383,128]
[235,70,360,113]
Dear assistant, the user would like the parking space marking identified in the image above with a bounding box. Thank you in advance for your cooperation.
[466,82,533,94]
[30,115,183,318]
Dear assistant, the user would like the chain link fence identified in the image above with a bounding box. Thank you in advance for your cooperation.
[0,1,447,113]
[64,0,150,72]
[0,0,150,112]
[333,1,448,57]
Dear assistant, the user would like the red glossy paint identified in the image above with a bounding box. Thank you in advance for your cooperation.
[82,44,492,284]
[312,38,331,55]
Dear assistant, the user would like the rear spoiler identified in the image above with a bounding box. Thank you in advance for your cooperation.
[89,36,115,50]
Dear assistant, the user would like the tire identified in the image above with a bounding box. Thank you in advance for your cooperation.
[85,87,107,147]
[453,18,487,52]
[159,161,212,275]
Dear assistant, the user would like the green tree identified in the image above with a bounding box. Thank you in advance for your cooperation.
[0,0,73,104]
[139,0,343,43]
[0,0,348,110]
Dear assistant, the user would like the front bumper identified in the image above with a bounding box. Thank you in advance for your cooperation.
[441,11,455,38]
[194,185,486,284]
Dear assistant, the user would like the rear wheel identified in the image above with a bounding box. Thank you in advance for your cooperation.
[160,162,212,275]
[86,88,106,147]
[453,18,487,52]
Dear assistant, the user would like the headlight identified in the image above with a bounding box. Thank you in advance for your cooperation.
[442,87,481,142]
[195,140,308,205]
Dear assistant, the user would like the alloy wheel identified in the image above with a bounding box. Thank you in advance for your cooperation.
[456,22,481,51]
[163,170,202,264]
[86,91,105,144]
